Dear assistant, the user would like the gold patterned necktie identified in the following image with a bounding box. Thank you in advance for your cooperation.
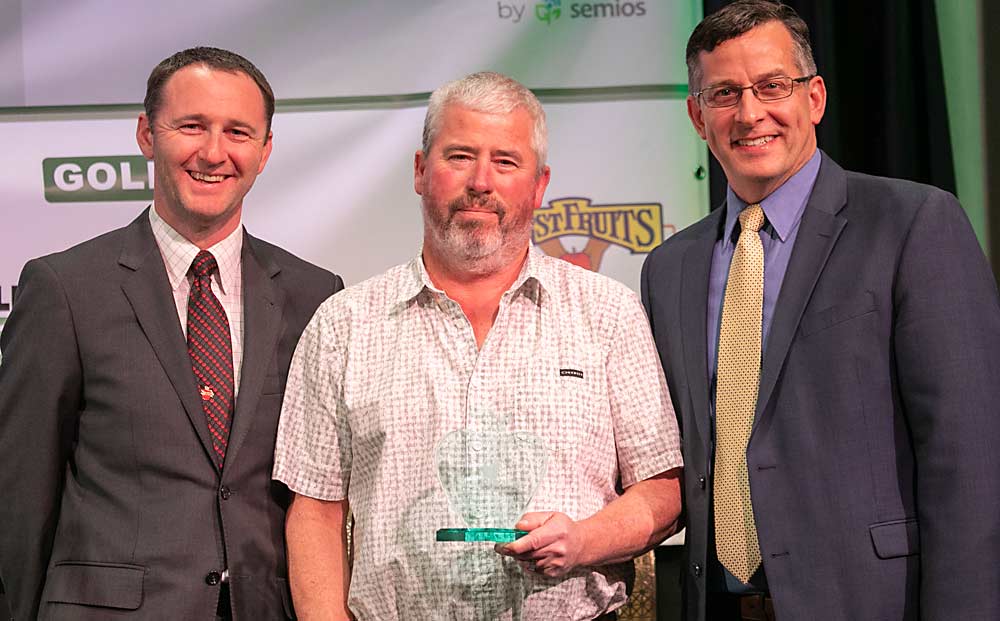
[714,204,765,583]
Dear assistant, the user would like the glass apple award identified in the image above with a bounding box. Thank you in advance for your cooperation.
[435,412,548,543]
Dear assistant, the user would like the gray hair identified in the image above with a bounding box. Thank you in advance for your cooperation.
[686,0,817,93]
[422,71,548,173]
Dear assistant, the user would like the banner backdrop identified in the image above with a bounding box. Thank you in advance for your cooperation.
[0,0,707,343]
[2,1,697,105]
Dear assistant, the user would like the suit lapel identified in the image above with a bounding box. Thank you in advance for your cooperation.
[680,208,724,448]
[223,234,284,472]
[755,154,848,424]
[119,209,218,464]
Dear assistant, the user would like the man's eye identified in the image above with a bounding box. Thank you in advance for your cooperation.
[713,87,735,97]
[759,81,782,92]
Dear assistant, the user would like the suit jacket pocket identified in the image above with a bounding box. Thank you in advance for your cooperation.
[45,561,145,609]
[262,373,283,396]
[869,518,920,559]
[800,290,877,336]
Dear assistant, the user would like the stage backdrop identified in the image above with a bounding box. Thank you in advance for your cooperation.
[0,0,708,353]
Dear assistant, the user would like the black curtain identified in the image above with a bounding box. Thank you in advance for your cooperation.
[985,0,1000,283]
[703,0,956,209]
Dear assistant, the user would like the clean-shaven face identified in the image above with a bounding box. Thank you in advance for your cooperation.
[137,64,272,243]
[687,20,826,203]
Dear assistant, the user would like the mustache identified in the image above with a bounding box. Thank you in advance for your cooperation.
[447,195,506,220]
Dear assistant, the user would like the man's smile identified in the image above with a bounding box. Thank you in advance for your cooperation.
[188,170,229,183]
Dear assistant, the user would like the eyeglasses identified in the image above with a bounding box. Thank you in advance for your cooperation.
[694,75,815,108]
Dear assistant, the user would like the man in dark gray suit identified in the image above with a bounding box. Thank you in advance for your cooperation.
[641,2,1000,620]
[0,47,342,620]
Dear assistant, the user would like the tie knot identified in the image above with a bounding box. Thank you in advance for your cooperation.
[739,204,765,234]
[190,250,219,279]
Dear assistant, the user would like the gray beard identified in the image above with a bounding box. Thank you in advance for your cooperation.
[423,195,532,275]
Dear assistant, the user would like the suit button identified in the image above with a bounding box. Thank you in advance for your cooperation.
[691,563,703,577]
[220,486,232,500]
[205,571,222,585]
[698,476,706,490]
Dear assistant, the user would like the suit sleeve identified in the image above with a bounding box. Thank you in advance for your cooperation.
[892,190,1000,618]
[0,258,83,620]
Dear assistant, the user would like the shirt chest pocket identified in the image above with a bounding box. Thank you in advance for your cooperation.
[510,356,609,456]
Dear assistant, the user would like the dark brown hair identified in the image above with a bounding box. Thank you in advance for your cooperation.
[686,0,816,92]
[144,47,275,141]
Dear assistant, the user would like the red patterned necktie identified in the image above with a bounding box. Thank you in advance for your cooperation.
[187,250,234,469]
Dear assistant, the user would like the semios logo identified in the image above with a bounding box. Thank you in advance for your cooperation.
[498,0,647,23]
[565,0,646,18]
[43,156,153,203]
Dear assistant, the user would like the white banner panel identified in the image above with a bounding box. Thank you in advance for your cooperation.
[4,0,698,107]
[1,98,706,297]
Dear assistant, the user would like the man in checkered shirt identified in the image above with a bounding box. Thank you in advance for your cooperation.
[273,71,683,621]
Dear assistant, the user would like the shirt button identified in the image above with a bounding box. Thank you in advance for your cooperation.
[691,563,703,577]
[220,486,232,500]
[205,571,222,585]
[698,476,706,490]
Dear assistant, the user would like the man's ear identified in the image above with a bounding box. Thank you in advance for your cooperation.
[808,75,827,126]
[533,165,551,210]
[257,131,273,174]
[686,96,708,140]
[136,113,154,159]
[413,150,426,196]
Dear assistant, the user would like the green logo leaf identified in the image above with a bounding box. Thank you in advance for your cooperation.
[535,1,562,24]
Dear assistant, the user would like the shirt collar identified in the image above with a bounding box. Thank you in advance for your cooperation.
[397,245,548,307]
[149,207,244,293]
[723,149,821,244]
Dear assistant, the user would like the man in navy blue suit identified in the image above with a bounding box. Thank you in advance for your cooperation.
[642,2,1000,619]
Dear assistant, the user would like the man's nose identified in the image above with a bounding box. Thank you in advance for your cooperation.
[198,130,226,165]
[734,87,765,125]
[467,158,493,194]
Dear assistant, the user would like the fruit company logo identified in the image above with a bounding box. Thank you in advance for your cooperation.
[43,156,153,203]
[497,0,647,24]
[532,197,674,272]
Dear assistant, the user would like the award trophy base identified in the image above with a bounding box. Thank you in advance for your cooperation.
[436,528,528,543]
